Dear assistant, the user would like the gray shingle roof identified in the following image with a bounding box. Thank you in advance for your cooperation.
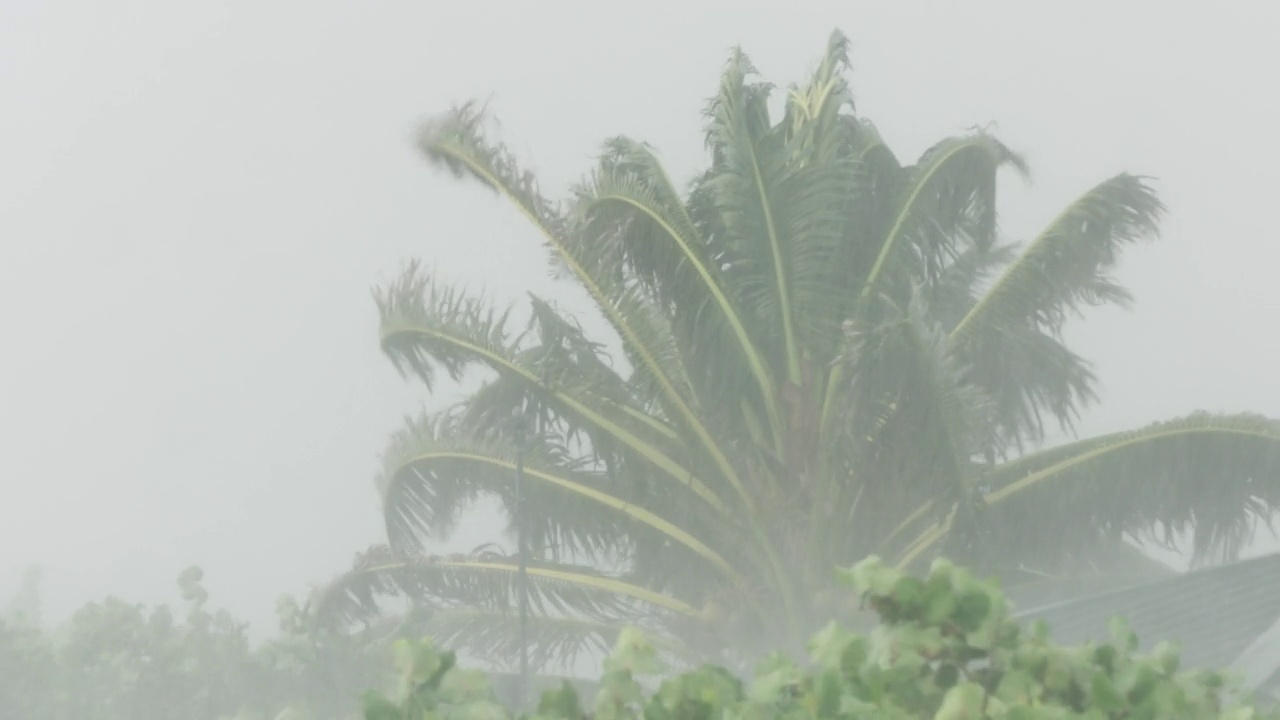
[1005,572,1165,611]
[1011,552,1280,695]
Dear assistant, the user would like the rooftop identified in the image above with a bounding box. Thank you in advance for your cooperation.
[1011,552,1280,699]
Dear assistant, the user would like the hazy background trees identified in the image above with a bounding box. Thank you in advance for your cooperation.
[0,567,397,719]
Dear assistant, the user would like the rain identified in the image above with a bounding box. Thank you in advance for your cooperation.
[2,2,1278,717]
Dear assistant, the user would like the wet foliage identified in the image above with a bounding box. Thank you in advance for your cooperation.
[365,559,1277,720]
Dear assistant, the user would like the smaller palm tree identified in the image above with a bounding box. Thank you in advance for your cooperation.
[314,31,1280,679]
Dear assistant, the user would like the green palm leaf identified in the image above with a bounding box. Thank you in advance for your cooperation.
[701,35,857,387]
[416,106,757,516]
[313,545,698,629]
[832,292,995,569]
[949,173,1165,446]
[859,133,1029,308]
[822,129,1023,436]
[378,411,741,581]
[703,46,800,385]
[376,265,728,514]
[977,412,1280,566]
[893,414,1280,574]
[573,138,783,450]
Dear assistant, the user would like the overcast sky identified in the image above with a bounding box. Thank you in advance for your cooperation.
[2,0,1278,632]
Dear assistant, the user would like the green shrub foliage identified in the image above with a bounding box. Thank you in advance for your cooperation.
[365,558,1276,720]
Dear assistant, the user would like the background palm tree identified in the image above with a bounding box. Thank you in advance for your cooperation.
[315,31,1280,677]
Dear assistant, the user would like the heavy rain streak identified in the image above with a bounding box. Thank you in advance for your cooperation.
[2,3,1279,718]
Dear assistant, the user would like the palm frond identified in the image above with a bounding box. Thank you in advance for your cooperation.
[574,138,783,451]
[375,265,729,514]
[828,130,1022,447]
[816,117,905,437]
[782,30,856,161]
[966,332,1098,453]
[823,114,901,319]
[926,243,1020,329]
[832,291,994,567]
[701,41,856,387]
[966,412,1280,569]
[418,104,755,517]
[948,174,1165,446]
[459,293,679,449]
[311,545,699,634]
[416,101,570,256]
[378,411,741,581]
[859,132,1029,308]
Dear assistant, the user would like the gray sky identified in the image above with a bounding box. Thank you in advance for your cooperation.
[2,0,1278,632]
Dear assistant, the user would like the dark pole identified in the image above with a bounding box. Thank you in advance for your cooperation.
[514,404,531,711]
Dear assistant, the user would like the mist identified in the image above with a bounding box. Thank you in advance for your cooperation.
[3,0,1279,714]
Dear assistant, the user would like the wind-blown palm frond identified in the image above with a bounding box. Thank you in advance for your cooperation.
[312,546,696,631]
[378,411,741,581]
[573,138,782,451]
[701,37,857,388]
[827,292,995,569]
[417,106,756,518]
[949,174,1166,447]
[926,243,1020,330]
[454,293,680,458]
[819,128,1026,438]
[971,413,1280,568]
[858,133,1029,311]
[376,265,728,514]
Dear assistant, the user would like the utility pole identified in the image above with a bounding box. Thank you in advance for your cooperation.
[514,402,531,712]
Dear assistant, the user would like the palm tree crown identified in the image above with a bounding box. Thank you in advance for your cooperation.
[318,31,1280,675]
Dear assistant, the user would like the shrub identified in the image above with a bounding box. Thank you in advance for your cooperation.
[363,557,1276,720]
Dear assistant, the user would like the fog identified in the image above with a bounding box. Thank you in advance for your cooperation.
[2,0,1278,651]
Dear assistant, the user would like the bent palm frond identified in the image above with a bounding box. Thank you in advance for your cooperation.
[959,413,1280,570]
[819,292,995,571]
[949,174,1165,446]
[418,106,755,516]
[376,265,728,514]
[378,412,741,581]
[826,130,1021,437]
[854,297,994,569]
[927,243,1019,331]
[859,133,1029,309]
[702,47,798,384]
[311,545,699,633]
[574,138,782,448]
[702,41,855,387]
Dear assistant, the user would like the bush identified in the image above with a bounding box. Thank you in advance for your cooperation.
[363,557,1277,720]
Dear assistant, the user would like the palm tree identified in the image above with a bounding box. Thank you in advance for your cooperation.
[316,31,1280,676]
